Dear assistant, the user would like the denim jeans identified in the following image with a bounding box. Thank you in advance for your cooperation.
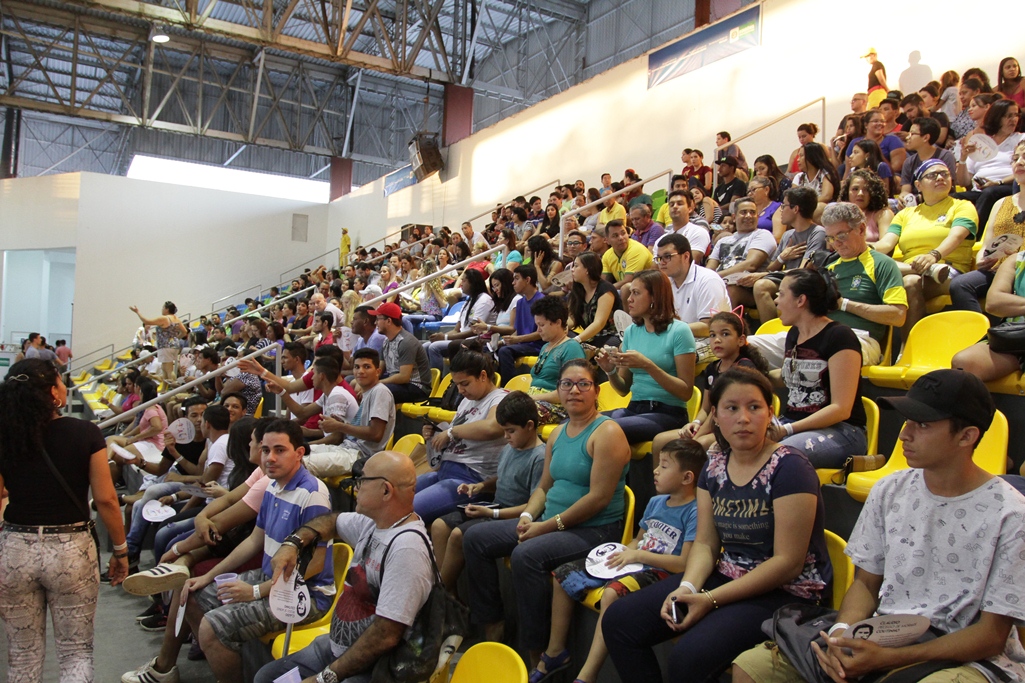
[255,634,370,683]
[462,517,622,651]
[497,342,542,384]
[603,571,812,683]
[152,507,202,562]
[414,460,487,524]
[949,268,995,315]
[604,401,691,443]
[0,529,99,683]
[778,420,868,469]
[125,481,184,556]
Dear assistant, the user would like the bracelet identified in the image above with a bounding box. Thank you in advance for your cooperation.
[282,534,304,550]
[298,525,323,544]
[113,541,128,552]
[702,589,719,609]
[840,298,849,313]
[554,514,566,531]
[172,542,182,557]
[928,249,942,261]
[444,333,449,340]
[679,580,697,593]
[828,622,850,636]
[447,427,455,441]
[113,551,129,559]
[784,422,795,437]
[492,508,500,519]
[519,512,534,522]
[253,584,262,600]
[175,456,185,464]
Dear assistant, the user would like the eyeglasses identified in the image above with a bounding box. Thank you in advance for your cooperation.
[920,170,951,182]
[780,203,794,210]
[353,476,391,491]
[565,240,583,246]
[825,228,855,244]
[558,379,595,391]
[656,252,680,263]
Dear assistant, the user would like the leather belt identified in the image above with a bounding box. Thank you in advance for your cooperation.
[2,521,91,534]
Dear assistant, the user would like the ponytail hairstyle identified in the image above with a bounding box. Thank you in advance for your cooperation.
[707,311,770,376]
[449,339,496,384]
[0,359,61,474]
[782,268,840,317]
[709,366,775,452]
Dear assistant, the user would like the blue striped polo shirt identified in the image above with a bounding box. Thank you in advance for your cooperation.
[259,466,335,610]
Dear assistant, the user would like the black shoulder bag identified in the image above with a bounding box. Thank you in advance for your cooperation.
[370,527,469,683]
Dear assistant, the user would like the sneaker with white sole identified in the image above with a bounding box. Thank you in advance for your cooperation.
[121,658,179,683]
[122,563,190,596]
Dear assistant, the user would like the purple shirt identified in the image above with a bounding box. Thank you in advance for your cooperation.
[631,221,665,250]
[514,289,544,351]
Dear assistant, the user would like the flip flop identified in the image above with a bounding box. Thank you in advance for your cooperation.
[528,649,571,683]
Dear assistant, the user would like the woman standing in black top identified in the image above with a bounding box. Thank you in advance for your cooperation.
[0,359,128,682]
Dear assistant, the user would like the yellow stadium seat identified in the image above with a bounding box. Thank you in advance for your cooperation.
[94,358,114,372]
[772,393,781,416]
[755,318,790,336]
[825,530,854,609]
[516,356,538,368]
[400,370,449,419]
[253,397,264,418]
[577,486,638,613]
[817,397,880,486]
[986,371,1025,396]
[924,295,951,314]
[427,406,456,424]
[451,642,527,683]
[846,410,1008,502]
[392,433,425,456]
[862,311,989,389]
[597,381,630,412]
[270,543,353,658]
[503,374,532,393]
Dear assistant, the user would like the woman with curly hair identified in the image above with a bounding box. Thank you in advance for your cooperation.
[406,259,447,334]
[0,360,129,681]
[839,168,894,243]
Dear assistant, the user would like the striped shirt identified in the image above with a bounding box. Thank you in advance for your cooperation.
[258,466,334,610]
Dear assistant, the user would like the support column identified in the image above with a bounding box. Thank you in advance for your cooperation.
[329,157,353,201]
[1,108,22,179]
[695,0,711,28]
[442,83,473,148]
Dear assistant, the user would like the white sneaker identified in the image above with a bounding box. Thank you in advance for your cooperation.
[121,658,179,683]
[122,563,190,596]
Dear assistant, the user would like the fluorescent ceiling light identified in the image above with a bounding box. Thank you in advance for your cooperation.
[127,155,330,204]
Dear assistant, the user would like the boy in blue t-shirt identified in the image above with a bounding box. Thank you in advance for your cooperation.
[431,391,546,592]
[534,439,705,683]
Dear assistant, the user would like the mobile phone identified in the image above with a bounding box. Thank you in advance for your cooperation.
[671,599,686,624]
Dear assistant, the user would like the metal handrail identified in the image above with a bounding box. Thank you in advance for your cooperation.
[464,179,561,226]
[360,244,505,310]
[231,285,318,320]
[68,343,115,374]
[558,168,674,256]
[279,248,341,284]
[70,353,151,391]
[711,97,826,190]
[208,285,262,314]
[364,236,432,265]
[97,345,276,429]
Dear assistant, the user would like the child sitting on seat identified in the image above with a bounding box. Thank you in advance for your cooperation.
[431,390,546,591]
[530,439,704,683]
[652,309,769,454]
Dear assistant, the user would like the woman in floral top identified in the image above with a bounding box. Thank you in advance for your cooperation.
[602,366,830,683]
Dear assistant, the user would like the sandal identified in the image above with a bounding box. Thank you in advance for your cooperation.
[528,650,571,683]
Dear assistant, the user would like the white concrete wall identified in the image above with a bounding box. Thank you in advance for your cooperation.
[0,172,331,355]
[329,0,1025,247]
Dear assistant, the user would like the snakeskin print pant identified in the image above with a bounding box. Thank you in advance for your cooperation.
[0,528,99,683]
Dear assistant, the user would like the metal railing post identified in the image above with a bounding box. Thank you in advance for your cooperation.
[360,245,505,310]
[70,353,151,391]
[67,344,115,375]
[278,248,341,284]
[362,236,432,265]
[274,352,282,417]
[97,345,276,430]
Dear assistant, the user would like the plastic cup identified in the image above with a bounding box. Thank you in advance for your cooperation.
[214,573,238,603]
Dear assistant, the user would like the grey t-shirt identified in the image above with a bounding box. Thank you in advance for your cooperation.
[771,225,827,271]
[900,148,957,189]
[25,346,58,362]
[494,442,546,508]
[330,514,434,658]
[847,470,1025,682]
[383,329,432,393]
[345,382,396,458]
[441,387,509,478]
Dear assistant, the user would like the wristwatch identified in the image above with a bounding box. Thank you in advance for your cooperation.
[317,667,339,683]
[281,534,304,551]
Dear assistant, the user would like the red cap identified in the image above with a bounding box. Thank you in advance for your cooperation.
[368,302,403,320]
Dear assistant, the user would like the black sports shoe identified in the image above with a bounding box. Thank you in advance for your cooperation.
[136,601,164,622]
[138,613,168,632]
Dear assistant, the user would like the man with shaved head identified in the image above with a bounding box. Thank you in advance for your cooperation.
[310,292,345,330]
[257,452,434,683]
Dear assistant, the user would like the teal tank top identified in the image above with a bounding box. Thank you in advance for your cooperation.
[543,415,627,527]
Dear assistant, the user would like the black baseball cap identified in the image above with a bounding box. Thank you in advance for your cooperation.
[878,369,995,433]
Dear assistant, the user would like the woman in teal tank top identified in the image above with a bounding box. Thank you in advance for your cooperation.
[462,359,631,663]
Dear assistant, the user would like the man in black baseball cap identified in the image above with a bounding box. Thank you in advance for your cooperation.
[878,368,995,443]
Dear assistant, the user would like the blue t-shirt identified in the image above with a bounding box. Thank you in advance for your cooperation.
[637,494,698,559]
[697,444,830,601]
[259,467,335,609]
[847,134,904,163]
[354,329,386,354]
[621,320,696,407]
[513,290,544,351]
[494,442,546,508]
